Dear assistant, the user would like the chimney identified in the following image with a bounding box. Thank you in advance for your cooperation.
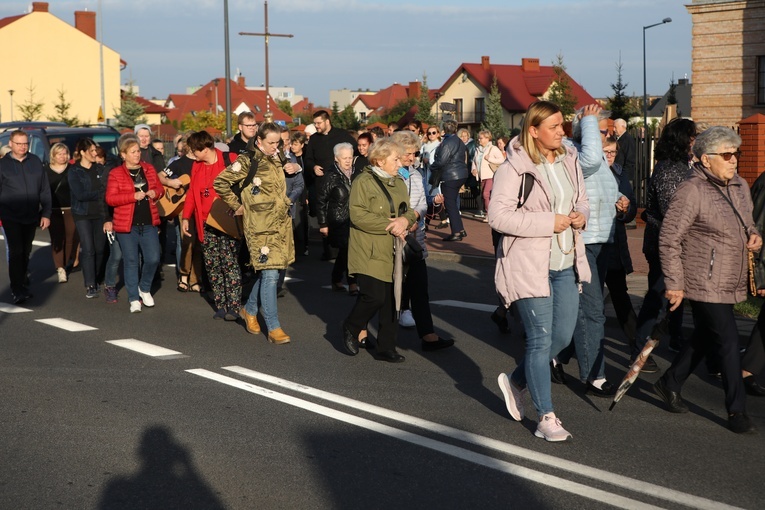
[408,81,422,99]
[237,75,246,88]
[481,56,490,71]
[678,78,689,85]
[74,10,96,39]
[31,2,49,12]
[521,58,540,73]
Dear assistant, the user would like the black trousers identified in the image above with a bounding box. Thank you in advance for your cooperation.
[331,241,355,286]
[605,268,637,347]
[635,252,685,348]
[2,219,37,294]
[742,301,765,375]
[74,217,107,288]
[664,301,746,414]
[401,258,434,339]
[440,178,466,234]
[345,274,397,352]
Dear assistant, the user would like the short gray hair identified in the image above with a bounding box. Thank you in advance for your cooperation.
[333,142,353,157]
[390,130,420,151]
[614,118,627,129]
[692,126,741,160]
[442,120,458,135]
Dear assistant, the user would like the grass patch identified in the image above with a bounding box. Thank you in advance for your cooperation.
[734,295,764,319]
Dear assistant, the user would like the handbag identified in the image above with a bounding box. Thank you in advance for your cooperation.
[370,174,424,263]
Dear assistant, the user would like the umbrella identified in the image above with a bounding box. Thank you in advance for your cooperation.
[609,314,670,411]
[393,236,405,316]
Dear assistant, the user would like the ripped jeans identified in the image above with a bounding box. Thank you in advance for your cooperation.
[509,267,579,416]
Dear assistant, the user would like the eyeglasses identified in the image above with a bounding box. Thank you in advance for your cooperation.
[241,124,257,128]
[10,141,29,146]
[427,131,438,135]
[599,130,609,135]
[708,151,740,161]
[603,150,618,156]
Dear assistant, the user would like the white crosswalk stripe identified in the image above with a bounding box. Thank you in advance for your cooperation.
[431,299,496,312]
[35,318,97,332]
[0,303,33,313]
[106,339,187,359]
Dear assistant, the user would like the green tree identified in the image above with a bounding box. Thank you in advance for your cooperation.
[382,97,416,125]
[546,52,578,118]
[180,111,227,132]
[607,56,638,120]
[277,99,293,118]
[481,75,509,140]
[331,101,341,118]
[17,82,45,121]
[414,73,436,124]
[333,104,360,131]
[114,85,147,129]
[50,88,81,126]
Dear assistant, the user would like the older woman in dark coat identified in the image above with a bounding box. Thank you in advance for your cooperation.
[655,127,762,434]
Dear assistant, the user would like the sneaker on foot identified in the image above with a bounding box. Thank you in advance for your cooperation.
[85,285,99,299]
[399,309,415,328]
[138,289,154,307]
[497,373,526,421]
[104,286,118,304]
[129,300,142,313]
[57,267,68,283]
[534,413,573,442]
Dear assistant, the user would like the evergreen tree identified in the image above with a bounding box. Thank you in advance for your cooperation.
[50,88,81,126]
[114,85,147,130]
[17,83,45,121]
[607,56,637,120]
[382,98,416,125]
[546,53,578,118]
[667,77,678,105]
[414,74,436,124]
[331,101,341,118]
[333,104,360,131]
[481,75,509,140]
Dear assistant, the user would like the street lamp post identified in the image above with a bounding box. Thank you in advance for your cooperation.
[643,17,672,167]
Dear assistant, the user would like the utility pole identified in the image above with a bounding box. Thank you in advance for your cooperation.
[239,1,293,114]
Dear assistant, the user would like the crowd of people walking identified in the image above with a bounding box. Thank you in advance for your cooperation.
[1,100,764,441]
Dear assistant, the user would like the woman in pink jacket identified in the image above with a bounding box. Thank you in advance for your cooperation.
[489,101,591,442]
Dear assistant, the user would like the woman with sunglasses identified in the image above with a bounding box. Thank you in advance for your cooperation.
[421,126,447,229]
[655,127,761,434]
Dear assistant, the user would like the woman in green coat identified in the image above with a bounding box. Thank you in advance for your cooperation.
[214,123,295,344]
[343,138,416,362]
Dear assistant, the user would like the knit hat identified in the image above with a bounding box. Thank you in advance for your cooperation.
[134,124,152,135]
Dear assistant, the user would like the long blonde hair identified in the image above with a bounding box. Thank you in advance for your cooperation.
[518,101,566,165]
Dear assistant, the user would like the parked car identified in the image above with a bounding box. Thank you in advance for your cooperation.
[0,124,121,165]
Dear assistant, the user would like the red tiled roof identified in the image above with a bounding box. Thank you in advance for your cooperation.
[130,94,169,114]
[163,78,291,126]
[0,14,25,30]
[444,61,596,112]
[353,84,410,114]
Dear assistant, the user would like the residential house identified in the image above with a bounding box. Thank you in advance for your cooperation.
[647,78,693,120]
[351,82,426,123]
[330,89,377,110]
[435,56,596,131]
[0,2,123,124]
[686,0,765,127]
[164,76,291,130]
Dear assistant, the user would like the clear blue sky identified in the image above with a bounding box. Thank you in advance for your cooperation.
[3,0,692,105]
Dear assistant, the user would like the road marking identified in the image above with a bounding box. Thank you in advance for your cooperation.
[284,276,303,283]
[35,318,97,332]
[0,235,50,247]
[221,366,741,510]
[187,368,663,510]
[0,303,32,313]
[106,339,187,359]
[431,299,496,312]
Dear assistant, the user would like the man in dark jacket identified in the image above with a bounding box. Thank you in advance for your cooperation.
[614,119,636,182]
[430,120,468,240]
[228,111,258,154]
[0,130,52,303]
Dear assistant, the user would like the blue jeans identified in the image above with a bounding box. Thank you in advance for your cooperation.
[104,235,122,288]
[246,269,280,331]
[116,226,160,303]
[511,267,579,416]
[564,243,610,382]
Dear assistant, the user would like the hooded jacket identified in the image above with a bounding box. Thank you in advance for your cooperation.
[488,138,591,306]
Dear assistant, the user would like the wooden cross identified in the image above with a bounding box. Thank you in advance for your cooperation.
[239,1,294,114]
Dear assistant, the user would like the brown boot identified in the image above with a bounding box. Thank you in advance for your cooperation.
[240,307,261,335]
[268,327,291,344]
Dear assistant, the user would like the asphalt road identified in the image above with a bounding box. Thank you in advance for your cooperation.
[0,232,763,510]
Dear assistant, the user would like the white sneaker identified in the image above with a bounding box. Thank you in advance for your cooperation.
[399,309,415,328]
[129,300,142,313]
[57,267,67,283]
[534,413,573,442]
[498,373,526,421]
[138,289,154,307]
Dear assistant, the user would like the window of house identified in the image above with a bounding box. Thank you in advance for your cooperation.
[758,56,765,105]
[475,98,485,123]
[454,98,463,122]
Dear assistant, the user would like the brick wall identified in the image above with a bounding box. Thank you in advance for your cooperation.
[686,0,765,127]
[739,113,765,186]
